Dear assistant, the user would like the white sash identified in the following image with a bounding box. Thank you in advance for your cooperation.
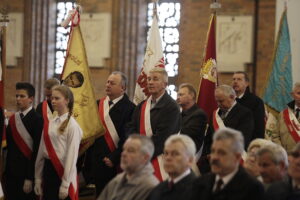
[213,108,226,129]
[15,114,33,151]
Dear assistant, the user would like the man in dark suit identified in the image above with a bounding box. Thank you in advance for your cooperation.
[147,134,197,200]
[127,67,181,160]
[5,82,43,200]
[265,142,300,200]
[190,127,264,200]
[94,71,136,196]
[232,71,265,139]
[177,83,207,151]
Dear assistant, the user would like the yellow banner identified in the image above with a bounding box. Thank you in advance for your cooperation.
[61,25,104,150]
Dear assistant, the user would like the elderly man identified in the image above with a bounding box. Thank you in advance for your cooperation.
[256,143,288,188]
[127,67,181,180]
[94,71,136,195]
[271,82,300,153]
[147,135,197,200]
[265,142,300,200]
[212,84,254,149]
[190,127,264,200]
[232,72,265,139]
[177,83,207,151]
[97,135,159,200]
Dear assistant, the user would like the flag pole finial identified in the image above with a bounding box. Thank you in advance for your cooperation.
[284,0,288,10]
[210,0,221,13]
[152,0,159,18]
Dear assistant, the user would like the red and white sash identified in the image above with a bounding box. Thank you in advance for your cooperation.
[9,114,33,159]
[43,118,78,200]
[98,97,119,152]
[283,108,300,143]
[140,98,168,181]
[42,100,55,122]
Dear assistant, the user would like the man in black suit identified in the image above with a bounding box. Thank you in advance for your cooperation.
[147,134,197,200]
[265,142,300,200]
[127,67,181,168]
[190,127,264,200]
[177,83,207,151]
[232,72,265,139]
[94,71,136,195]
[5,82,43,200]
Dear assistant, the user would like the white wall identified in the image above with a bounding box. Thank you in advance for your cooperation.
[276,0,300,83]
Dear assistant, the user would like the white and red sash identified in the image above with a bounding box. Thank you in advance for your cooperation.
[283,108,300,143]
[42,100,55,122]
[43,118,78,200]
[98,97,119,152]
[9,114,33,159]
[140,98,168,181]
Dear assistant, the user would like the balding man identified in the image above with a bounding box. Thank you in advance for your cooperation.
[212,84,254,149]
[271,82,300,153]
[190,128,264,200]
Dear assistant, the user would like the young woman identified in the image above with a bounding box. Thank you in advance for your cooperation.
[34,85,82,200]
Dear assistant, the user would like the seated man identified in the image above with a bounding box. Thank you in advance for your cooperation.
[190,127,264,200]
[265,142,300,200]
[147,134,197,200]
[97,134,159,200]
[256,143,288,188]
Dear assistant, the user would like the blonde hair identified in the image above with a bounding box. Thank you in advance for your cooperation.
[52,85,74,134]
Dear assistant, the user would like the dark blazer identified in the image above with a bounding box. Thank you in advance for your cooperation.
[181,104,207,151]
[190,167,264,200]
[126,92,181,157]
[236,87,265,139]
[147,171,196,200]
[265,176,300,200]
[36,100,54,119]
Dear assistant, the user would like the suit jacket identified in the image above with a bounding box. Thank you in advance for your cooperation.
[126,92,181,157]
[147,172,196,200]
[236,87,265,139]
[94,94,136,165]
[190,167,264,200]
[36,100,54,118]
[181,104,207,151]
[5,108,43,180]
[265,176,300,200]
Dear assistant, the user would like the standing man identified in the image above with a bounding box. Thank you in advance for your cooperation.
[190,128,264,200]
[271,82,300,153]
[36,78,60,120]
[97,135,159,200]
[177,83,207,151]
[127,67,181,180]
[5,82,43,200]
[232,71,265,139]
[212,84,254,149]
[147,135,197,200]
[94,71,136,195]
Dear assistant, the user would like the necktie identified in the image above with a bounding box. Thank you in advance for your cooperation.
[214,179,223,193]
[20,113,24,119]
[168,180,174,190]
[296,108,300,119]
[109,101,113,107]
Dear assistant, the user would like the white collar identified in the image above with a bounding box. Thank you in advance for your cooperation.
[170,168,191,184]
[19,106,33,117]
[215,166,239,188]
[237,92,245,99]
[53,112,69,123]
[227,101,237,113]
[295,104,300,111]
[151,91,165,104]
[110,95,124,105]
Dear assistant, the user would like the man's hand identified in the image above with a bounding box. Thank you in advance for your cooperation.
[59,185,69,200]
[103,157,114,167]
[23,179,33,194]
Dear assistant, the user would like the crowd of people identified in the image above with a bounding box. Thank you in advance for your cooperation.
[0,67,299,200]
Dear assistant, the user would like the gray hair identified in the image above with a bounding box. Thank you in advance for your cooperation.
[213,127,244,154]
[256,143,288,168]
[165,134,196,158]
[149,67,168,83]
[44,78,60,89]
[293,82,300,91]
[128,134,154,162]
[111,71,127,90]
[215,84,236,98]
[247,138,273,153]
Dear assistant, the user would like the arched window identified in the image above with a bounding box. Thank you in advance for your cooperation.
[147,0,181,99]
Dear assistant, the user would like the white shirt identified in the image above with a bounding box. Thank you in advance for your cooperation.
[170,168,191,184]
[35,112,83,188]
[109,95,124,109]
[19,106,33,118]
[150,91,165,109]
[213,166,239,191]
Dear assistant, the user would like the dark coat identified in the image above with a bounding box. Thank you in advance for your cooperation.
[181,104,207,151]
[236,87,265,139]
[36,100,54,119]
[190,167,264,200]
[147,172,196,200]
[265,176,300,200]
[126,92,181,157]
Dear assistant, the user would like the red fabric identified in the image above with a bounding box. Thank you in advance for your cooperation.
[98,98,116,152]
[139,101,147,136]
[9,115,32,159]
[212,110,219,131]
[152,157,163,182]
[283,109,300,143]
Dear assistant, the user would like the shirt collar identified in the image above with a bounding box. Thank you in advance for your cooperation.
[151,91,165,104]
[227,101,237,113]
[170,168,191,184]
[295,104,300,111]
[19,106,32,117]
[215,166,239,188]
[110,95,124,105]
[237,92,245,99]
[53,112,69,123]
